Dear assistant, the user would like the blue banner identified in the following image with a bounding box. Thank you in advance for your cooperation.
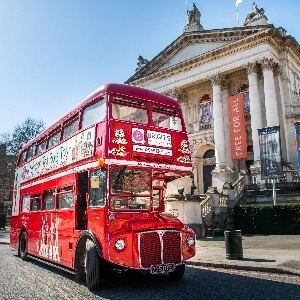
[294,122,300,176]
[258,126,283,180]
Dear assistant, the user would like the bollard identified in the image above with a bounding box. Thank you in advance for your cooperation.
[224,230,243,260]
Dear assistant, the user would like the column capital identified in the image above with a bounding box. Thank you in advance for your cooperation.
[209,74,223,86]
[261,58,276,71]
[163,88,188,103]
[221,76,231,91]
[246,62,259,75]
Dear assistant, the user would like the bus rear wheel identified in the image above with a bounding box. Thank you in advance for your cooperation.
[85,239,103,290]
[169,264,185,281]
[19,231,29,261]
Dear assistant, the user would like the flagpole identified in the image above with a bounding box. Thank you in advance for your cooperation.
[236,5,239,27]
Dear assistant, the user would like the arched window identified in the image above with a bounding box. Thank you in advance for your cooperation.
[203,149,215,159]
[199,94,212,123]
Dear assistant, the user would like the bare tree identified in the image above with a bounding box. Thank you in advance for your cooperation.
[0,117,46,156]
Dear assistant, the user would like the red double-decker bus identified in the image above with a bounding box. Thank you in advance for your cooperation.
[10,83,196,290]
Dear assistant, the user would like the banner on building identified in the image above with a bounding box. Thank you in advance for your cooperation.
[258,126,283,179]
[294,122,300,176]
[228,94,247,159]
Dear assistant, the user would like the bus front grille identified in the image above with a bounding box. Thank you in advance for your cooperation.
[139,231,181,268]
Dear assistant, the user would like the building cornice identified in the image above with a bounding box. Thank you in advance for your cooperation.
[127,26,300,87]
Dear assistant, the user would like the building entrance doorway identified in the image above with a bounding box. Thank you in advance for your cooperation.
[203,149,215,192]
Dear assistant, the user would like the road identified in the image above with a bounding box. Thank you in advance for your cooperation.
[0,244,300,300]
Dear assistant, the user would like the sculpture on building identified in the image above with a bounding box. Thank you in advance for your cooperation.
[184,3,203,32]
[187,3,200,24]
[244,2,265,24]
[135,55,148,72]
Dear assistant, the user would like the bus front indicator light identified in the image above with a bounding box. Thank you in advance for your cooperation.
[115,239,126,251]
[97,158,105,167]
[186,236,195,247]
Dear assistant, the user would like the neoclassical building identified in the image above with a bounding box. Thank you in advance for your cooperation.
[126,3,300,200]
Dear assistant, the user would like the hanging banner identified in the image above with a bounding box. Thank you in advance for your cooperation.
[258,126,283,179]
[294,122,300,176]
[228,94,247,159]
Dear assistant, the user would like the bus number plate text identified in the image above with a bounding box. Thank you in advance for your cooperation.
[150,263,175,274]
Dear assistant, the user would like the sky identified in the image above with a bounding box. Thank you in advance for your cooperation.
[0,0,299,134]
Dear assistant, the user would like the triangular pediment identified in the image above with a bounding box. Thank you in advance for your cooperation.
[126,25,281,84]
[158,40,230,71]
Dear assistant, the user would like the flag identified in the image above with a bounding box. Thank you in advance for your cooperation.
[236,0,242,7]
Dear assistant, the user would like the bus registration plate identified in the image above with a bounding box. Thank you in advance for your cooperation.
[150,263,175,274]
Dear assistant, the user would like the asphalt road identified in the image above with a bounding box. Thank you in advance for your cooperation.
[0,244,300,300]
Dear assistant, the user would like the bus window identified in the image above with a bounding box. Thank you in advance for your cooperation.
[152,108,183,131]
[36,139,47,155]
[63,118,79,140]
[58,186,74,209]
[22,195,31,212]
[152,189,160,209]
[89,169,107,206]
[82,99,106,129]
[31,195,41,211]
[110,168,150,211]
[112,98,148,124]
[19,150,27,165]
[43,190,55,210]
[48,130,60,148]
[27,144,36,161]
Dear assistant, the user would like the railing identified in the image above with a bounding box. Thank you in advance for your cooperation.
[232,176,246,204]
[200,195,212,218]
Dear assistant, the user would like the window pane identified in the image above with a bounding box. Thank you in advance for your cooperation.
[112,102,148,124]
[63,119,79,140]
[111,168,150,195]
[22,195,30,212]
[43,190,55,210]
[19,151,27,165]
[31,196,41,211]
[48,131,60,148]
[152,111,182,131]
[89,169,107,206]
[58,187,74,209]
[37,140,47,155]
[82,99,106,128]
[27,144,36,160]
[111,196,150,211]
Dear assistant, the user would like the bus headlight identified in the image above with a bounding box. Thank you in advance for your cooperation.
[186,236,195,247]
[115,238,126,251]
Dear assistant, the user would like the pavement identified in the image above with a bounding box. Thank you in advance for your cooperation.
[1,228,300,276]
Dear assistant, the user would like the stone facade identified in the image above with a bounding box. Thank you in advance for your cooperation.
[126,3,300,197]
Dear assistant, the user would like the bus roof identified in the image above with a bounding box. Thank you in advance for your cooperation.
[19,83,181,151]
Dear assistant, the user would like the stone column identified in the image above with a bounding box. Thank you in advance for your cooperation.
[222,77,233,170]
[210,74,234,191]
[211,74,226,169]
[247,62,263,163]
[262,58,279,127]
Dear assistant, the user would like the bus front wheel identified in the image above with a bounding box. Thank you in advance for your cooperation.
[85,239,103,290]
[19,231,29,261]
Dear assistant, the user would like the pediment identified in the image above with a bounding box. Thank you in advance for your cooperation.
[126,25,279,84]
[158,40,230,71]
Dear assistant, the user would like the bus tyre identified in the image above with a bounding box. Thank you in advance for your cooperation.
[169,264,185,281]
[85,239,102,290]
[19,231,28,261]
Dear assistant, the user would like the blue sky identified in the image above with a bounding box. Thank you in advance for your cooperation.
[0,0,299,134]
